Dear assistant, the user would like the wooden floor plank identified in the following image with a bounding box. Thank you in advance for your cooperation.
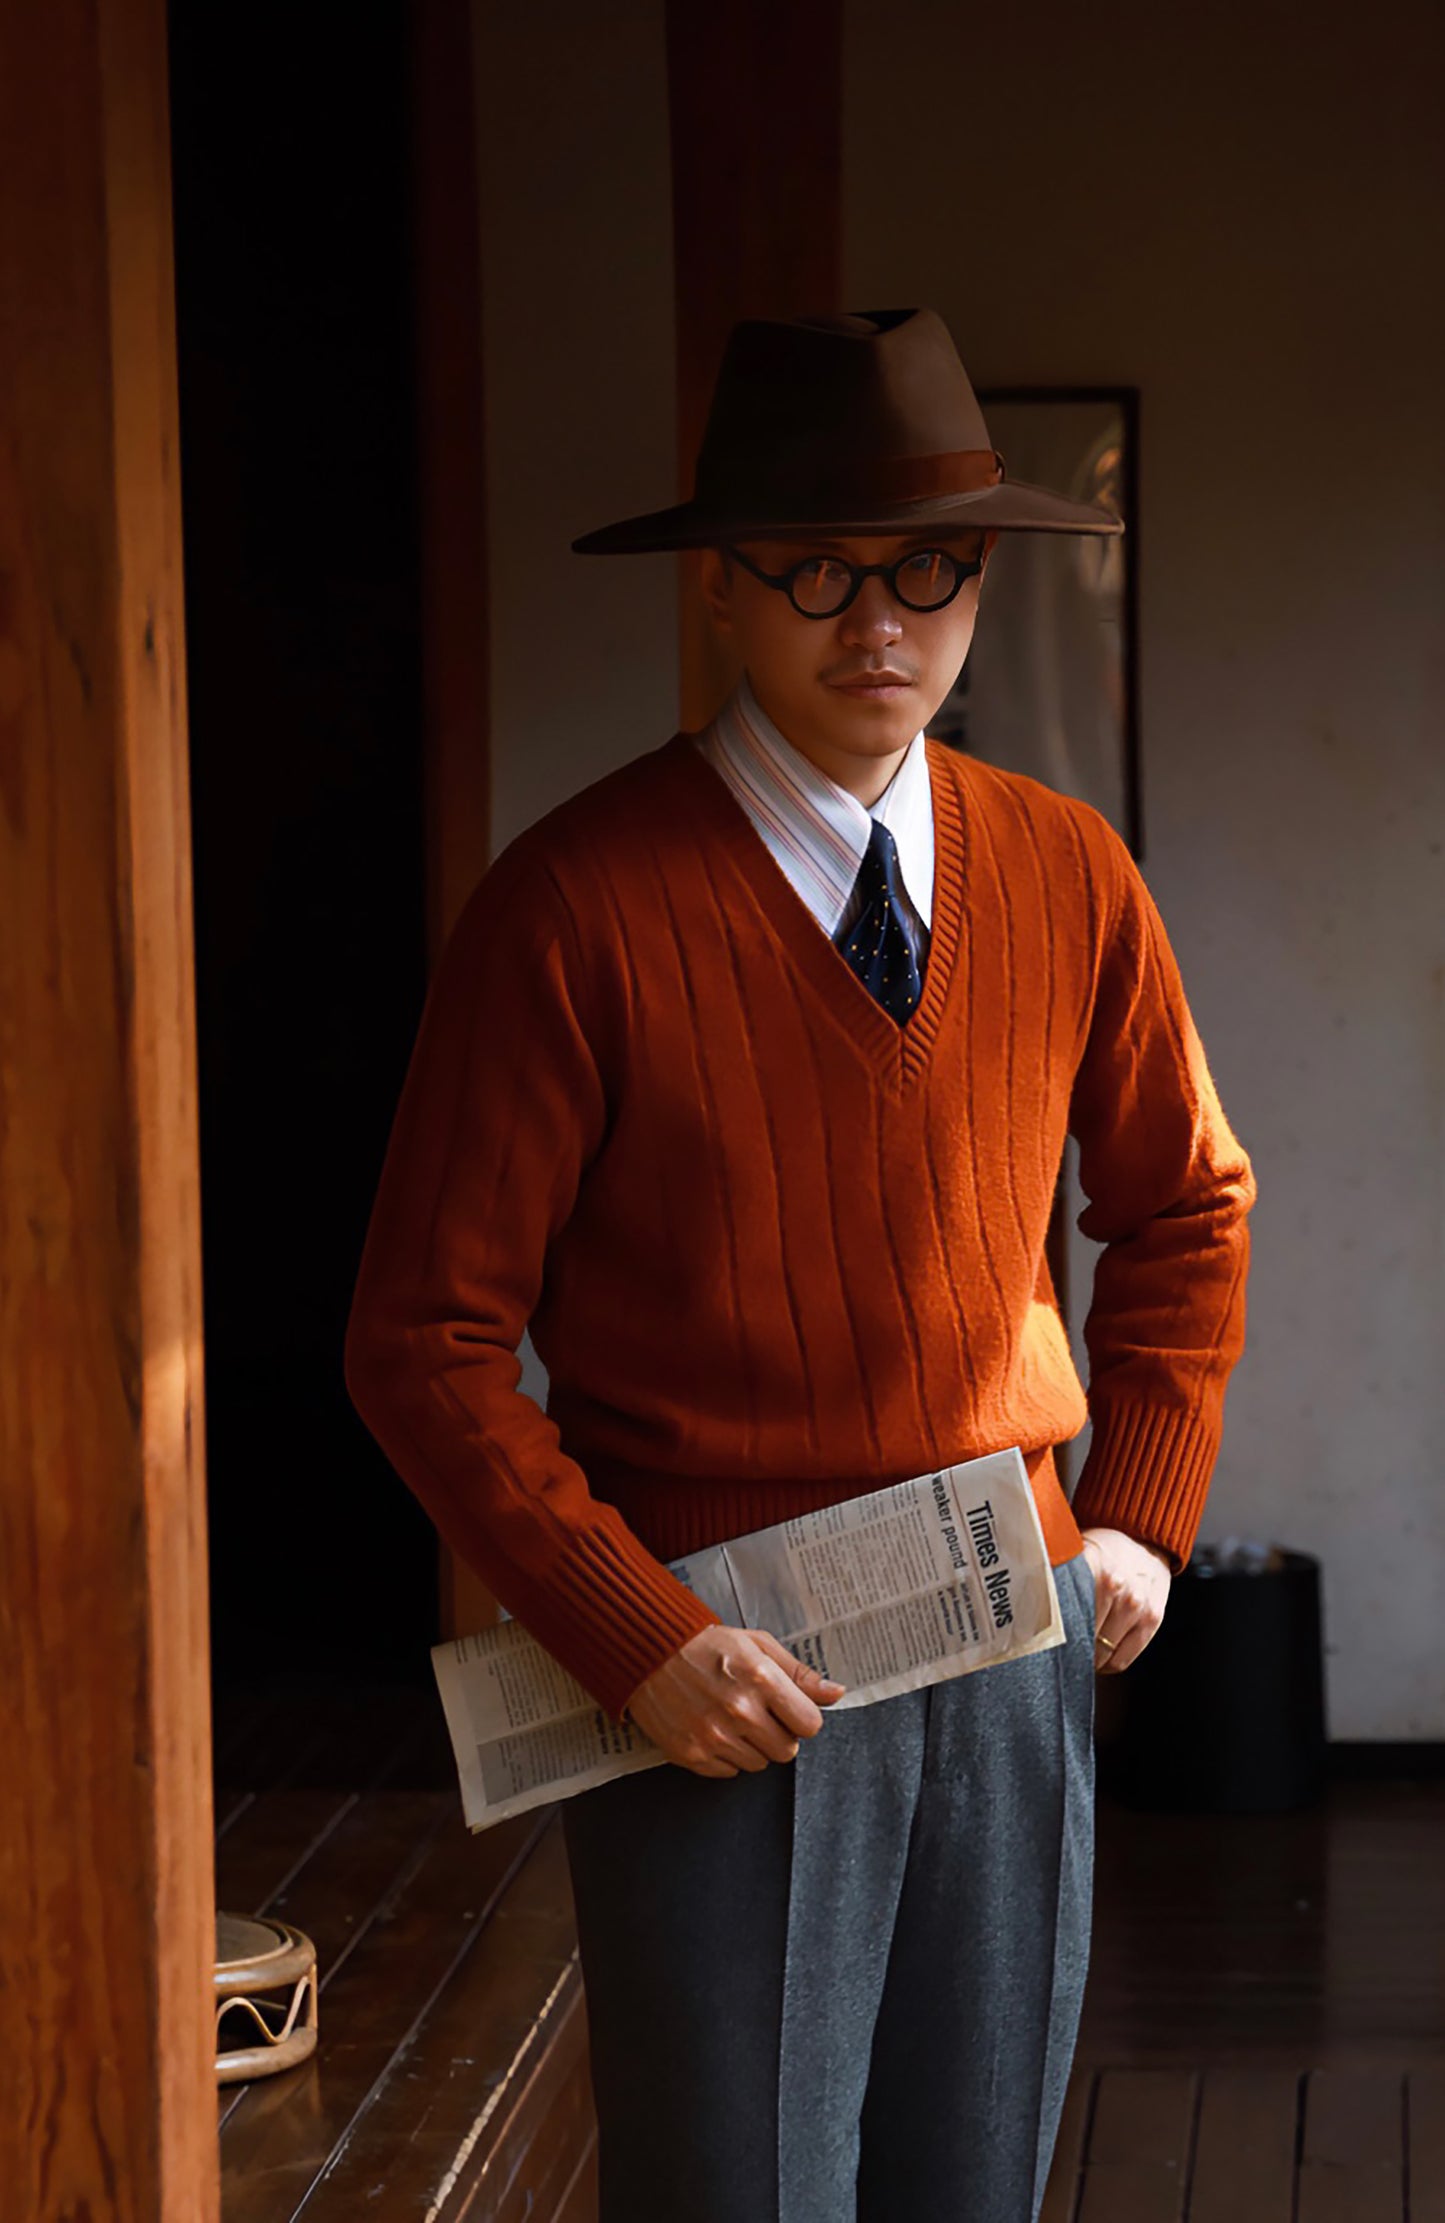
[1078,2070,1194,2223]
[1408,2069,1445,2223]
[481,1984,594,2223]
[1302,2070,1403,2166]
[554,2133,598,2223]
[1040,2066,1094,2223]
[213,1686,462,2137]
[219,1808,544,2222]
[1298,2070,1404,2223]
[212,1685,293,1785]
[1080,1782,1445,2069]
[214,1682,434,1800]
[1188,2068,1299,2223]
[214,1785,257,1841]
[1297,2177,1404,2223]
[215,1786,357,1920]
[1077,2162,1186,2223]
[212,1685,289,1773]
[216,1789,456,2135]
[1087,2068,1196,2166]
[296,1821,581,2223]
[262,1790,456,1986]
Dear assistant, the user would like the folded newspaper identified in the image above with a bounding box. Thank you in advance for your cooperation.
[431,1446,1065,1831]
[426,1440,1058,1822]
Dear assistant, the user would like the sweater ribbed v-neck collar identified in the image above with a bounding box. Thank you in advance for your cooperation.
[664,726,970,1090]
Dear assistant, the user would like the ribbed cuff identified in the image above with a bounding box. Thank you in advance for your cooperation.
[1068,1401,1220,1573]
[526,1511,726,1724]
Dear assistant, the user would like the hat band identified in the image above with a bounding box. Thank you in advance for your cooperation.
[695,446,1006,511]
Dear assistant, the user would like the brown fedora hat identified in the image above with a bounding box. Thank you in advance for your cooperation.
[572,307,1123,555]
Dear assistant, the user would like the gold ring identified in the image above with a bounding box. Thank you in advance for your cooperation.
[1096,1632,1117,1650]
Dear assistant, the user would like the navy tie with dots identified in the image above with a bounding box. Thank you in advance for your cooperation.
[836,818,923,1024]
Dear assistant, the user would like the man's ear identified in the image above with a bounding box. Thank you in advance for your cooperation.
[697,544,733,634]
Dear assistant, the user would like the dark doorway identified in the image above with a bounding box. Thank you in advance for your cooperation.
[168,3,437,1685]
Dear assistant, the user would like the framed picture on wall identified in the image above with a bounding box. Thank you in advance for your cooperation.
[927,386,1142,860]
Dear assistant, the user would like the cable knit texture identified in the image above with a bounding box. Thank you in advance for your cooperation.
[344,731,1257,1722]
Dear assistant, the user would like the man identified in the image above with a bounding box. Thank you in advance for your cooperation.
[344,307,1256,2222]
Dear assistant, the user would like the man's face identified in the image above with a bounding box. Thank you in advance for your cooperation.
[697,526,998,777]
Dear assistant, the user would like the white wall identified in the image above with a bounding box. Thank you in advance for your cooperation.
[475,0,678,851]
[843,0,1445,1734]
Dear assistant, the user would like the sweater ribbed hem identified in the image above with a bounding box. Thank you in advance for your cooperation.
[580,1442,1085,1588]
[1068,1401,1220,1573]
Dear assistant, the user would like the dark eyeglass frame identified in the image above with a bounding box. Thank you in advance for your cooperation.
[725,540,985,619]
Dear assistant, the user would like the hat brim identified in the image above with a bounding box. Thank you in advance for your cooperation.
[572,476,1122,554]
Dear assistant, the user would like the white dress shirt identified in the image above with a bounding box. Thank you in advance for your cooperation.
[693,670,934,970]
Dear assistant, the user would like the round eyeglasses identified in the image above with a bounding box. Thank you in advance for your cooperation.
[725,540,984,619]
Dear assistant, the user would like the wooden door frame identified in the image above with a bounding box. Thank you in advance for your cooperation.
[1,2,218,2216]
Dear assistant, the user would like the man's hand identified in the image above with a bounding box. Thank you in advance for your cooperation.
[624,1625,847,1778]
[1078,1526,1173,1674]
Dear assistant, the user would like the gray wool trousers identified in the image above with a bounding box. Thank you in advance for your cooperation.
[561,1547,1097,2223]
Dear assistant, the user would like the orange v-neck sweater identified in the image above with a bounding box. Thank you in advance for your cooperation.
[345,731,1256,1723]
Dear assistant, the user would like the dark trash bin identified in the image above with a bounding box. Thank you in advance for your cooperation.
[1098,1543,1328,1814]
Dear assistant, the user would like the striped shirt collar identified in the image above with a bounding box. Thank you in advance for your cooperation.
[695,670,935,938]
